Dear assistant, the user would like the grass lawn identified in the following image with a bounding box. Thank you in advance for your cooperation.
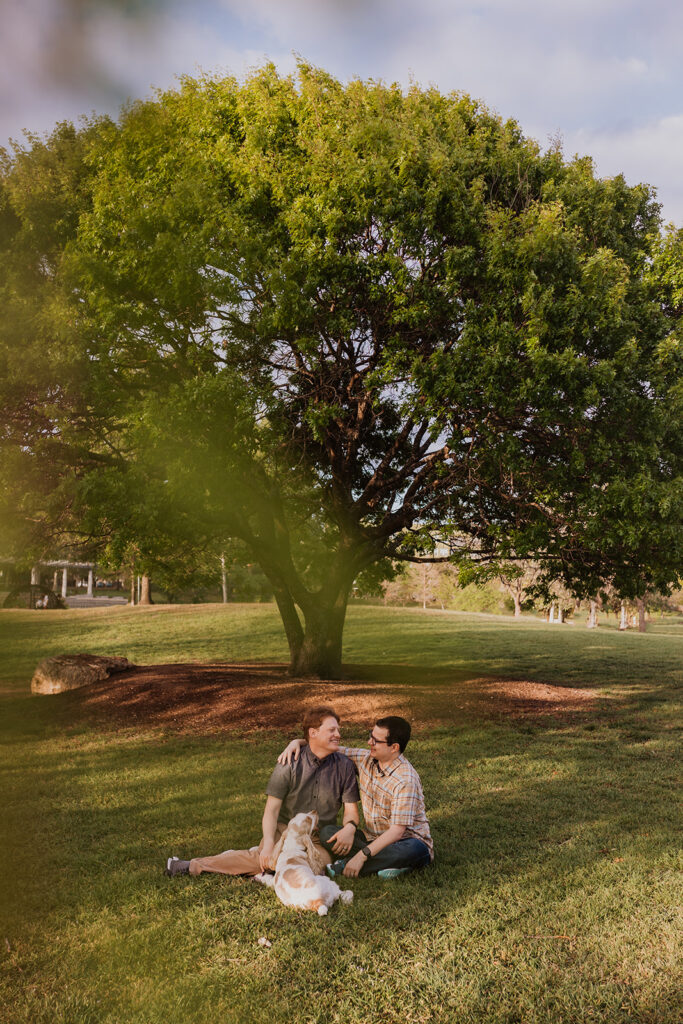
[1,604,681,1024]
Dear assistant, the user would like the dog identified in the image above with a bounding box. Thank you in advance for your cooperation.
[255,811,353,915]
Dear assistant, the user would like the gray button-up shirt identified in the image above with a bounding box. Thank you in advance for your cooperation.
[265,747,359,826]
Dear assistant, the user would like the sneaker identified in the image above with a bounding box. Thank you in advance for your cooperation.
[377,867,411,880]
[165,856,191,877]
[325,859,347,878]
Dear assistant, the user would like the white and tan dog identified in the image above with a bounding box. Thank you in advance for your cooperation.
[255,811,353,915]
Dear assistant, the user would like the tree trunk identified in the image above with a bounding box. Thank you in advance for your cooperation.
[587,599,598,629]
[139,574,153,605]
[220,553,228,603]
[270,580,305,669]
[636,598,646,633]
[619,600,628,630]
[259,542,365,678]
[513,591,522,617]
[292,589,350,679]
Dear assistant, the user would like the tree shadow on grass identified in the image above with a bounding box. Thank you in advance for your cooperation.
[2,659,620,745]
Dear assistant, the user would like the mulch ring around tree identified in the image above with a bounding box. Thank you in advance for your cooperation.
[51,662,603,735]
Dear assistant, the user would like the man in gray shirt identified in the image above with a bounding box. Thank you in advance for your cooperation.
[165,706,359,877]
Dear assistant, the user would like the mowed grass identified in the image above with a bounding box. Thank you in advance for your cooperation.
[1,604,681,1024]
[1,601,681,695]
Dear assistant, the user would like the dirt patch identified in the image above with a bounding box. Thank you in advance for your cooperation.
[54,661,600,735]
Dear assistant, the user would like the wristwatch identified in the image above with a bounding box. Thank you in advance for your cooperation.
[361,845,373,859]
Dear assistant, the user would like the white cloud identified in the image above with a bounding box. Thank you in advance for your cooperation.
[216,0,371,39]
[0,2,296,145]
[371,6,665,119]
[88,10,295,99]
[568,115,683,225]
[622,57,648,76]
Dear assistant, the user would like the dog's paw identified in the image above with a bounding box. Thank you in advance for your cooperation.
[340,890,354,904]
[317,904,329,915]
[253,872,275,887]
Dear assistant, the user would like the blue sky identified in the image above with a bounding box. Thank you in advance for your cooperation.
[2,0,682,225]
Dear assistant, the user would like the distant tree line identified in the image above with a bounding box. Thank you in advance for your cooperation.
[363,558,681,632]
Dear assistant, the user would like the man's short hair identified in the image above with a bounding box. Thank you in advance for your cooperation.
[376,716,411,753]
[303,706,339,741]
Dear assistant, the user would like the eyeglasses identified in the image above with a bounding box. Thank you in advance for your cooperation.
[368,731,391,746]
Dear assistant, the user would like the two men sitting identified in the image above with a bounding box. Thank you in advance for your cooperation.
[165,705,432,881]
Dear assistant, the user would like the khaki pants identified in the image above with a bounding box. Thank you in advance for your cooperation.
[188,823,333,876]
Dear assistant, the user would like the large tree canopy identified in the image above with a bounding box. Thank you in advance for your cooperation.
[1,64,681,675]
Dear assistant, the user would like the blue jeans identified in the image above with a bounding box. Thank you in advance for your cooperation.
[319,824,431,876]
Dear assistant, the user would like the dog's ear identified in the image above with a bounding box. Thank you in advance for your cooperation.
[268,829,287,870]
[303,833,328,876]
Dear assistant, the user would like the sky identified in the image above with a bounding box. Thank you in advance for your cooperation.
[2,0,682,226]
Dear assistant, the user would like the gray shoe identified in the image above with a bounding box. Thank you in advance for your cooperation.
[165,856,191,877]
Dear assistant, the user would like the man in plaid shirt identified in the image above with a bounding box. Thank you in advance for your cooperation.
[278,716,432,879]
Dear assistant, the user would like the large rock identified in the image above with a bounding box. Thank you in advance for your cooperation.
[31,653,135,695]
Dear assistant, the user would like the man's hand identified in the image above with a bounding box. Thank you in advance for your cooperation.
[343,851,366,878]
[327,822,356,856]
[277,738,303,765]
[259,839,275,873]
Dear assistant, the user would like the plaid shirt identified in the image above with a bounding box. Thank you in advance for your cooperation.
[339,747,433,859]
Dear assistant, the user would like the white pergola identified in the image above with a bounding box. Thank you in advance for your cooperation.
[33,561,97,599]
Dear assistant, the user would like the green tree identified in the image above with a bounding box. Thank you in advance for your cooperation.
[1,64,681,677]
[0,119,114,562]
[496,561,541,618]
